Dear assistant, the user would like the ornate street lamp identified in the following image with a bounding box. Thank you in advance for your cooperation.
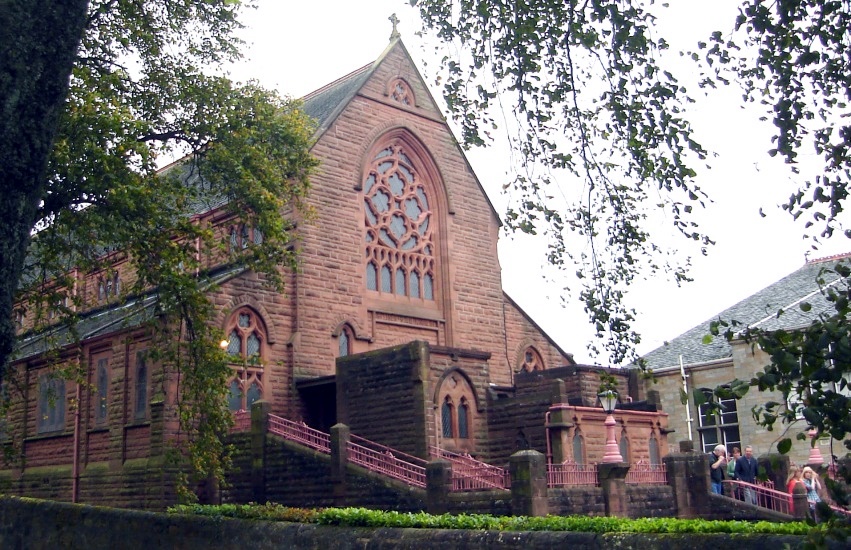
[599,390,624,463]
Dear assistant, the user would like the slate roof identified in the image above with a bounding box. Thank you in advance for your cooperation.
[641,253,851,370]
[301,63,374,135]
[14,265,246,361]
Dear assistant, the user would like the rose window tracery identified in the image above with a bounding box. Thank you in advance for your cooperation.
[364,144,435,300]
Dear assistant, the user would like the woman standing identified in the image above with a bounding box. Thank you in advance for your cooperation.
[786,466,803,512]
[801,466,822,521]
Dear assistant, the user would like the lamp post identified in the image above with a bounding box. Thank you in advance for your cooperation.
[599,390,624,463]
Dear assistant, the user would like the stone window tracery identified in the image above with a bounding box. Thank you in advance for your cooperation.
[388,78,414,106]
[438,373,474,447]
[364,144,435,300]
[225,307,266,411]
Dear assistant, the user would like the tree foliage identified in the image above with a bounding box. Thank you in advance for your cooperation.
[415,0,851,485]
[414,0,713,363]
[1,0,316,500]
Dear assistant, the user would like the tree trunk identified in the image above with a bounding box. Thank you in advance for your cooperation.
[0,1,89,376]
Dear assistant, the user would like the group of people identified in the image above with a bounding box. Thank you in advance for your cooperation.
[709,443,825,521]
[710,444,758,503]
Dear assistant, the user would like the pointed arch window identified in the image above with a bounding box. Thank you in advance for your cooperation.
[338,325,353,357]
[388,78,414,106]
[619,433,630,464]
[363,144,435,301]
[438,373,475,449]
[134,351,148,420]
[441,398,453,438]
[224,307,266,411]
[649,435,660,466]
[520,346,545,372]
[572,432,586,465]
[457,398,470,439]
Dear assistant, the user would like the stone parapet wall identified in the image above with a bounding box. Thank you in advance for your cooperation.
[0,496,815,550]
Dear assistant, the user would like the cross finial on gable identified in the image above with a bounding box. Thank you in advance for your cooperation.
[389,13,400,40]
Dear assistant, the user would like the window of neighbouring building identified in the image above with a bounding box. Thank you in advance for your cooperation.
[38,375,66,434]
[697,389,741,454]
[363,143,436,301]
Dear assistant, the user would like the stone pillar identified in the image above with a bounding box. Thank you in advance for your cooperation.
[597,462,630,517]
[792,483,809,520]
[426,460,452,514]
[330,424,351,506]
[664,443,711,518]
[545,404,573,464]
[509,450,548,517]
[251,400,271,504]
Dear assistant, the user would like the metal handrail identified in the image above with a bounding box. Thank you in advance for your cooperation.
[430,446,509,491]
[230,409,251,433]
[721,479,792,514]
[624,460,668,485]
[267,414,331,454]
[347,435,427,488]
[547,460,599,487]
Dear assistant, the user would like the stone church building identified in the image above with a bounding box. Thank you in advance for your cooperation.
[2,36,669,509]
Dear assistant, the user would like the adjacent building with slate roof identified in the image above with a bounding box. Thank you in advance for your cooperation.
[1,34,671,510]
[641,253,851,466]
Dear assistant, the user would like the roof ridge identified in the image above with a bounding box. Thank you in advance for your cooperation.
[301,62,372,102]
[806,252,851,264]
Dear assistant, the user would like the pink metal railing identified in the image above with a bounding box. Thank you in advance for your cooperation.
[722,479,792,515]
[348,434,427,488]
[230,409,251,433]
[547,460,599,487]
[625,461,668,485]
[430,446,510,491]
[267,414,331,454]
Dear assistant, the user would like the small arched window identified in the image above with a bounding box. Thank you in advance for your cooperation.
[520,346,544,372]
[338,325,353,357]
[388,78,414,106]
[619,432,630,463]
[441,398,453,438]
[649,435,660,466]
[572,432,585,465]
[458,398,469,439]
[134,351,148,420]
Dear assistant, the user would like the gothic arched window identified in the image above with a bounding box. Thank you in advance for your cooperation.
[437,373,476,449]
[338,325,353,357]
[572,432,586,465]
[224,307,266,411]
[363,144,435,301]
[520,346,545,372]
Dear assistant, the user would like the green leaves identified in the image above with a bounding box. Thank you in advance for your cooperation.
[11,0,317,503]
[416,0,710,364]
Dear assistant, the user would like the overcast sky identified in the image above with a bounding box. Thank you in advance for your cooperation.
[225,0,851,365]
